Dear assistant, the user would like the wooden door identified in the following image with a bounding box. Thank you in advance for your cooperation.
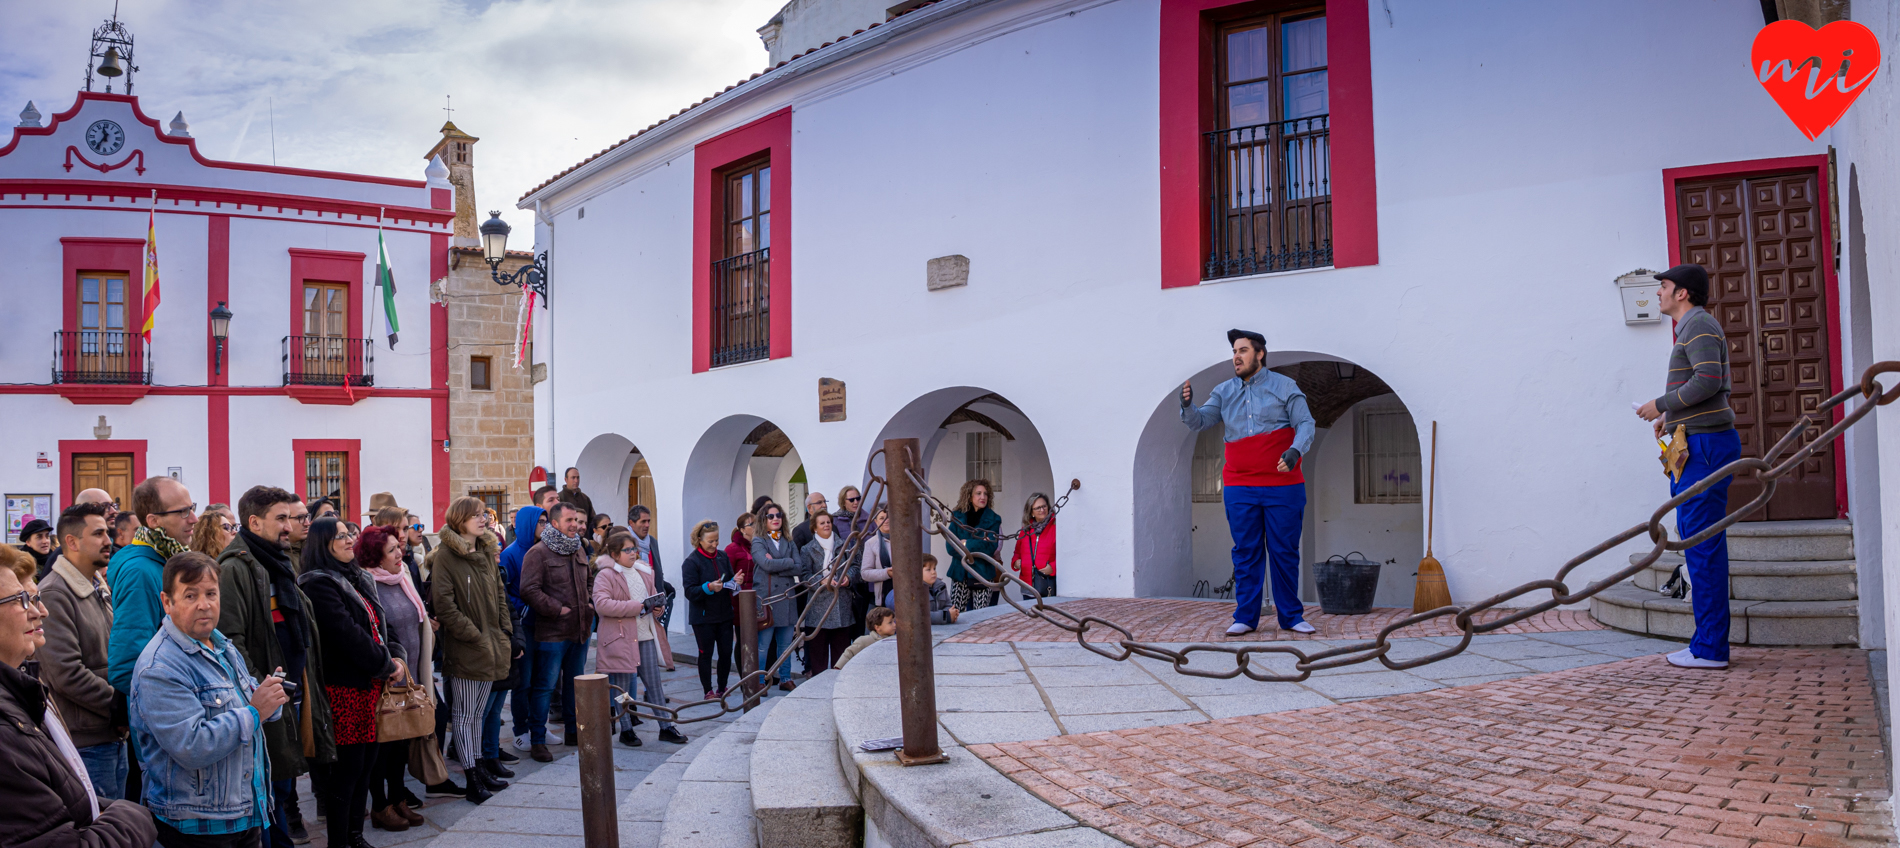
[1675,172,1836,520]
[76,274,130,375]
[72,454,134,511]
[302,282,349,382]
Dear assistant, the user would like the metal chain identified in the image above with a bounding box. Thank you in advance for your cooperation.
[909,362,1900,683]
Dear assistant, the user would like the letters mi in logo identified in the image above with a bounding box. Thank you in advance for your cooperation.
[1751,20,1882,140]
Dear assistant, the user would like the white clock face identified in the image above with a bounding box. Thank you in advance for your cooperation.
[86,120,124,156]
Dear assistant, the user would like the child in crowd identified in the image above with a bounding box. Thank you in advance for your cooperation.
[923,556,959,625]
[835,607,896,669]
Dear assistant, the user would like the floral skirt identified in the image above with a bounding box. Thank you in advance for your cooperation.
[326,681,384,746]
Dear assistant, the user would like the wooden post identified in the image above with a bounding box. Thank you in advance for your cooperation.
[886,438,947,766]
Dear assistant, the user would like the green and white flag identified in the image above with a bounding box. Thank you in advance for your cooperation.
[376,223,400,347]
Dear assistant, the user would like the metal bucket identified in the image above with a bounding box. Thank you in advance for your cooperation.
[1315,553,1382,615]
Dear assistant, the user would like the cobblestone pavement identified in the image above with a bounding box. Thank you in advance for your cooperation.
[971,647,1892,848]
[946,598,1604,644]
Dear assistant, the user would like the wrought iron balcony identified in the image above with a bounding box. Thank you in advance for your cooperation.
[1204,114,1332,280]
[711,247,770,367]
[283,335,373,387]
[53,330,151,384]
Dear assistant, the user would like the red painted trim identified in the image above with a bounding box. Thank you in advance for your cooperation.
[431,230,451,527]
[207,395,229,505]
[691,108,793,373]
[53,385,152,405]
[0,385,447,399]
[293,439,362,521]
[206,217,230,387]
[1159,0,1378,288]
[0,93,428,188]
[60,237,146,336]
[1660,154,1846,517]
[58,439,147,509]
[64,147,144,176]
[288,248,367,381]
[0,180,452,228]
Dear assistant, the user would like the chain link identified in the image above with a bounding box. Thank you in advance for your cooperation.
[615,361,1899,721]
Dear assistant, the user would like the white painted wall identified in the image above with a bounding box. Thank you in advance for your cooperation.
[528,0,1836,602]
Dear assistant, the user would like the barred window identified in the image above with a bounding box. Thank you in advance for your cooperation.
[966,431,1002,494]
[1354,402,1421,504]
[471,488,506,515]
[1192,427,1225,503]
[305,452,349,516]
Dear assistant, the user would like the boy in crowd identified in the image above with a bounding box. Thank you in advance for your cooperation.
[922,556,958,625]
[834,607,896,669]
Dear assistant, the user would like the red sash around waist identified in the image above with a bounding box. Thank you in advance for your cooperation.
[1222,427,1304,487]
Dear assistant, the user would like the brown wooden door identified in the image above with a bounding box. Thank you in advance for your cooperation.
[1675,172,1836,520]
[72,454,134,511]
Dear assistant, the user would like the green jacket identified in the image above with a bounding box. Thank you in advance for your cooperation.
[217,532,336,775]
[429,527,512,682]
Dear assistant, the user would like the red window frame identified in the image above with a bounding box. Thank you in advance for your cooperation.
[1159,0,1377,288]
[1661,154,1845,518]
[692,108,792,373]
[60,237,146,336]
[288,248,366,342]
[57,439,147,509]
[292,438,361,522]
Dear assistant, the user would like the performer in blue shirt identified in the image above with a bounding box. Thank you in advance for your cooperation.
[1182,329,1317,636]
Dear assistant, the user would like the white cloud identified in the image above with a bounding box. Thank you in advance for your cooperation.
[0,0,785,234]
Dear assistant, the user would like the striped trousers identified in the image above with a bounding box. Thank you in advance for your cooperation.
[446,675,491,769]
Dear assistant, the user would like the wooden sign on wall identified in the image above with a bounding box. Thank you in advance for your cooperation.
[819,378,847,422]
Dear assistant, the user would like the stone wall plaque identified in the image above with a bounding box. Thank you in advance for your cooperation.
[819,378,847,422]
[927,254,969,291]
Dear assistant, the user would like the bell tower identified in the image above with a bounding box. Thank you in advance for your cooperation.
[84,8,137,95]
[426,121,481,247]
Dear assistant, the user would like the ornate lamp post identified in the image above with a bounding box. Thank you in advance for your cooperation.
[209,301,233,375]
[479,211,549,304]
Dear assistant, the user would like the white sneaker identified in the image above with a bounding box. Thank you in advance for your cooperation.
[1224,623,1255,636]
[1666,647,1728,669]
[514,733,531,750]
[1287,621,1317,634]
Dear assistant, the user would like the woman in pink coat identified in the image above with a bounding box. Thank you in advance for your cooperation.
[593,533,688,747]
[1010,493,1057,598]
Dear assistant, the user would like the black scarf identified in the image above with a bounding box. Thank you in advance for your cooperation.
[243,528,306,653]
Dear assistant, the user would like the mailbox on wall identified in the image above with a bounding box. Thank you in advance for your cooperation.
[1615,269,1663,324]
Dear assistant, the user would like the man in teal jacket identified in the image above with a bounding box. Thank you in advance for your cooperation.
[104,475,198,803]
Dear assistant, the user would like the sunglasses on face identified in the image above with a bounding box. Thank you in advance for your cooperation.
[411,524,424,531]
[846,496,861,504]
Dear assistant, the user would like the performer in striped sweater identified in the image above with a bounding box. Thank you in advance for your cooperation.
[1182,329,1318,636]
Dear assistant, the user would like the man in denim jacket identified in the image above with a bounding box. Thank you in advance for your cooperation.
[130,551,289,848]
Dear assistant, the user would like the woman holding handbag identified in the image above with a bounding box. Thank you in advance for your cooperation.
[301,518,404,848]
[362,525,434,831]
[427,496,512,804]
[593,533,686,747]
[750,504,800,691]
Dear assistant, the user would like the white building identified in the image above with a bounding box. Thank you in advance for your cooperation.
[520,0,1879,634]
[0,81,453,529]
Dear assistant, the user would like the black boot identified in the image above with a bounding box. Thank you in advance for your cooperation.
[619,729,641,747]
[479,756,515,779]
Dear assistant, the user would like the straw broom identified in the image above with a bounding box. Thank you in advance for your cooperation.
[1414,421,1452,612]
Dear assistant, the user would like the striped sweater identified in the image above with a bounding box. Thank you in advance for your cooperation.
[1656,306,1735,435]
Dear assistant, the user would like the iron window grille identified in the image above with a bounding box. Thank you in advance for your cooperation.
[1354,402,1421,504]
[1204,115,1332,280]
[966,431,1002,494]
[53,330,151,384]
[283,336,374,387]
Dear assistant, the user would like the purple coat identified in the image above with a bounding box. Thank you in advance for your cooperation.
[592,557,670,674]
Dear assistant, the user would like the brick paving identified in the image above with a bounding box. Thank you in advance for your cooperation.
[971,648,1891,848]
[946,598,1604,644]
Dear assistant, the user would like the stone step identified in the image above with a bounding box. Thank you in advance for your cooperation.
[750,672,861,848]
[1628,552,1858,601]
[1590,583,1858,646]
[1723,519,1853,562]
[656,698,776,848]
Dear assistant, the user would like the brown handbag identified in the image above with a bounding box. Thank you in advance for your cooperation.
[408,733,449,786]
[375,674,435,743]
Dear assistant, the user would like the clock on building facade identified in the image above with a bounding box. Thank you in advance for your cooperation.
[85,119,124,155]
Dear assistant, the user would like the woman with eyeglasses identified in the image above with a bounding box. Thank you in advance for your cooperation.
[186,504,236,557]
[0,545,158,847]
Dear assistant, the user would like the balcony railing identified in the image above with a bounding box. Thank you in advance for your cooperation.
[1204,114,1332,280]
[283,336,374,387]
[711,246,770,367]
[53,330,151,384]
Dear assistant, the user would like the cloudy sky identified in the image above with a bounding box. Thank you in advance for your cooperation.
[0,0,785,233]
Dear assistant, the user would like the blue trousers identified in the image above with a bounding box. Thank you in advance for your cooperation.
[530,639,589,744]
[1224,483,1307,630]
[1671,429,1741,662]
[76,741,126,802]
[759,625,795,682]
[480,688,510,759]
[511,617,535,739]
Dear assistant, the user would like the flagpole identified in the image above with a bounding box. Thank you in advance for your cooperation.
[371,207,384,348]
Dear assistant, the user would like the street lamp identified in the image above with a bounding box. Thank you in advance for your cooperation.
[209,301,233,375]
[480,210,550,305]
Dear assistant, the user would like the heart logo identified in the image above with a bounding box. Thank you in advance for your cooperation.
[1751,20,1882,140]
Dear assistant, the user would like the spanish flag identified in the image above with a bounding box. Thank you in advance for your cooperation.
[141,190,159,343]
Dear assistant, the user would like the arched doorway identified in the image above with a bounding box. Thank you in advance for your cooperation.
[868,388,1056,582]
[1132,355,1425,606]
[574,433,644,527]
[681,415,806,550]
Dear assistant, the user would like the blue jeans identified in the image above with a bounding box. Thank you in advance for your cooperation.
[758,625,795,682]
[1223,483,1307,630]
[480,688,509,759]
[76,741,126,802]
[1671,428,1741,662]
[530,639,588,744]
[510,617,535,740]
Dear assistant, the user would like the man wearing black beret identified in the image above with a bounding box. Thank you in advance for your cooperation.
[1182,329,1317,636]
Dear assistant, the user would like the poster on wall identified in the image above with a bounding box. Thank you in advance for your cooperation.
[5,495,53,544]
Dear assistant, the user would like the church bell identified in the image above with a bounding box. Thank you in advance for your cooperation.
[96,46,124,78]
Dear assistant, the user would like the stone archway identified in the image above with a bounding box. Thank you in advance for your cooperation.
[681,415,806,550]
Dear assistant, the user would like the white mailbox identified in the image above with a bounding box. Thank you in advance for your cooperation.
[1615,269,1663,324]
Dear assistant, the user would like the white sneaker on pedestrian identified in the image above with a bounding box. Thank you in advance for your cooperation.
[1286,621,1317,634]
[1224,623,1255,636]
[513,733,531,751]
[1666,647,1728,669]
